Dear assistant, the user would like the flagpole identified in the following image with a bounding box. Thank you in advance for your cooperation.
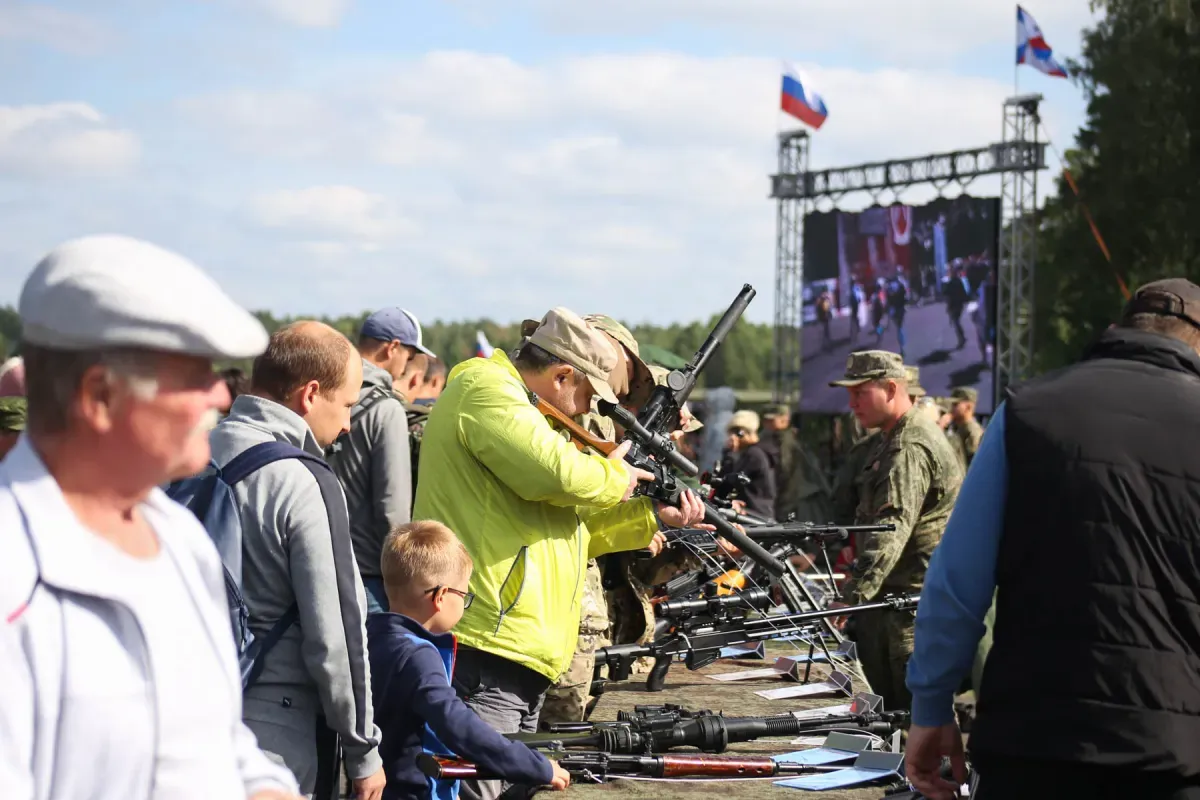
[1014,4,1020,95]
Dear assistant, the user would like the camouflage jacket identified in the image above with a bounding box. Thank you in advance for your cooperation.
[842,407,963,604]
[772,428,832,522]
[831,430,878,525]
[948,417,985,472]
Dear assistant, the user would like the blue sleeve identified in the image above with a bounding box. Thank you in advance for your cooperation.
[905,403,1009,727]
[407,647,554,785]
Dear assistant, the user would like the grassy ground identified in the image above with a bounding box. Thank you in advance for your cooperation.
[569,643,903,800]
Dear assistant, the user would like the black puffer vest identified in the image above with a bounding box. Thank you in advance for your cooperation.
[972,329,1200,777]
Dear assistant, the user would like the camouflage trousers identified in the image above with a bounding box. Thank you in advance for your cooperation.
[854,606,916,712]
[541,561,610,726]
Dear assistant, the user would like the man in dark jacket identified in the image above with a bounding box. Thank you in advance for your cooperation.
[719,409,776,520]
[906,278,1200,799]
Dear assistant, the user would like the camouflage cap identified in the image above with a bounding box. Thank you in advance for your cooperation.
[904,365,927,398]
[0,396,26,432]
[648,365,703,431]
[951,386,979,403]
[583,314,654,408]
[761,404,791,419]
[829,350,907,388]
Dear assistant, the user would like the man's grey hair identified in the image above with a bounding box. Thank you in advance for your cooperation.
[23,344,162,434]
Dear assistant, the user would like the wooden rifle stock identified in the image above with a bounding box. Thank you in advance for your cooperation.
[535,396,618,456]
[657,754,784,778]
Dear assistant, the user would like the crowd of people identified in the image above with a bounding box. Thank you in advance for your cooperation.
[3,232,1199,800]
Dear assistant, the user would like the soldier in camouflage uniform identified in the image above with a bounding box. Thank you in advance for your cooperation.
[0,395,26,460]
[760,404,835,525]
[946,386,985,471]
[538,314,658,726]
[829,351,962,711]
[831,365,929,524]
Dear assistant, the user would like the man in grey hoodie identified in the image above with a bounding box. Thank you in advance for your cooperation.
[209,321,385,800]
[328,308,436,614]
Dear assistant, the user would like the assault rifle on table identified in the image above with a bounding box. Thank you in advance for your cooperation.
[420,751,841,781]
[509,704,910,755]
[592,593,920,695]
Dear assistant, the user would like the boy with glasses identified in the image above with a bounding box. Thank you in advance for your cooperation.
[366,521,570,800]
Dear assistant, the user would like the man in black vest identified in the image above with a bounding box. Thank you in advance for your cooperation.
[904,278,1200,800]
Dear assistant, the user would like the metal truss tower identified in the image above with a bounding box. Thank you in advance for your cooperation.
[772,130,810,404]
[995,94,1043,406]
[768,96,1046,408]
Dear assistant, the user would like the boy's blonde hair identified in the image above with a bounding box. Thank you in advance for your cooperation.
[381,520,474,598]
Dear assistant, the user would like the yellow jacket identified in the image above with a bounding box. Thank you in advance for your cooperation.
[412,350,658,680]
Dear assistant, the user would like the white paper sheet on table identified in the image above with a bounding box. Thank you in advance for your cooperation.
[771,748,859,766]
[790,703,853,720]
[775,766,898,791]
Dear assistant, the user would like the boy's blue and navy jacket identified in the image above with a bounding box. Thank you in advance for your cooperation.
[366,613,554,800]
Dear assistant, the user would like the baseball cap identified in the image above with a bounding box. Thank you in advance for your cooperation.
[950,386,979,403]
[761,404,791,419]
[18,235,268,361]
[829,350,907,388]
[0,396,25,432]
[1122,279,1200,328]
[360,308,437,358]
[727,409,760,434]
[526,307,619,405]
[583,314,654,408]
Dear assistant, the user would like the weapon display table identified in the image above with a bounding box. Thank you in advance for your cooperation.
[574,642,891,799]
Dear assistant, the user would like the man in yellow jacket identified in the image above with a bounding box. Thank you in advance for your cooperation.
[413,307,705,800]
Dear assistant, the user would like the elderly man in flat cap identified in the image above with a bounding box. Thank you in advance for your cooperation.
[827,350,961,714]
[0,235,300,800]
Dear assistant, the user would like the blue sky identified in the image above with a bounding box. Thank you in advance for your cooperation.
[0,0,1098,325]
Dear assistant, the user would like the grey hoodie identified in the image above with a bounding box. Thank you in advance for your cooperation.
[328,359,412,579]
[208,394,382,780]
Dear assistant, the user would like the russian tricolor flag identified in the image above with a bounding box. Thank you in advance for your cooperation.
[474,330,494,359]
[1017,6,1068,78]
[781,64,828,130]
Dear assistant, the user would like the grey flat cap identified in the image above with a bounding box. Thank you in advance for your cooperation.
[19,235,268,360]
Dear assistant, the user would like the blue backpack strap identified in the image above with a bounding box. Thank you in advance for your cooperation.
[221,441,331,690]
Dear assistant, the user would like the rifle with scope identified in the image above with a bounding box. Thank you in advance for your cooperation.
[509,704,909,755]
[419,751,841,782]
[592,593,920,694]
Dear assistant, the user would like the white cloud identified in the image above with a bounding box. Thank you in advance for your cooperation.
[250,185,417,247]
[0,103,139,177]
[246,0,353,27]
[451,0,1097,65]
[0,3,111,55]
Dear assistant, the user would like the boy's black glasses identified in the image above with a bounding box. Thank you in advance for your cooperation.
[424,585,475,609]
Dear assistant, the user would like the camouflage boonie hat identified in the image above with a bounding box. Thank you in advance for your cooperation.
[904,365,927,398]
[648,365,703,432]
[829,350,907,388]
[583,314,655,409]
[0,396,26,432]
[950,386,979,403]
[761,404,791,419]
